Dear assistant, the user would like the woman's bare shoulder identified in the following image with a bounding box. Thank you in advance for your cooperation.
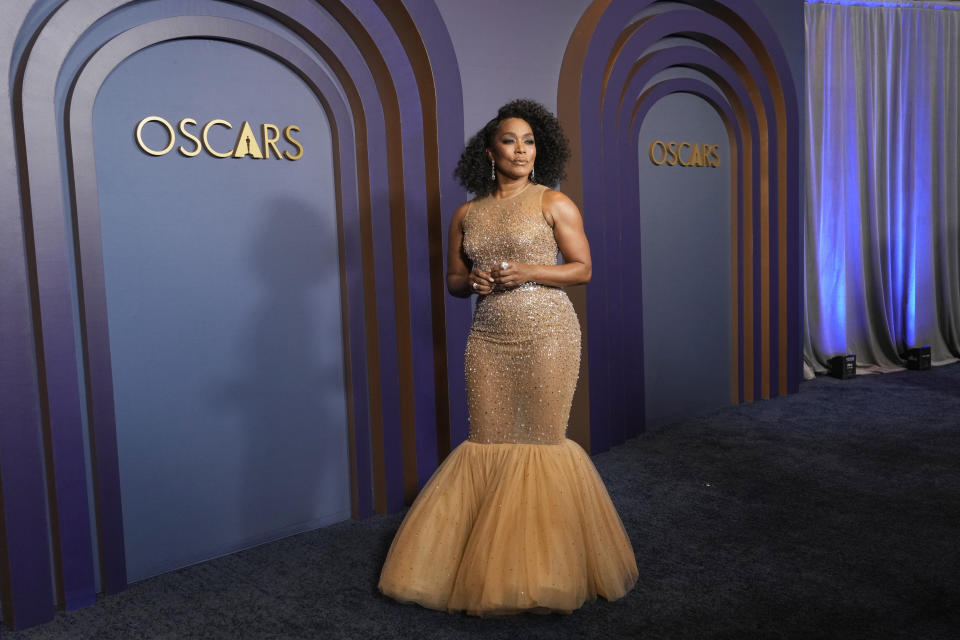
[451,199,474,228]
[540,188,581,224]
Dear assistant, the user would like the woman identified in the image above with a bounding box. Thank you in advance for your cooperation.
[378,99,637,615]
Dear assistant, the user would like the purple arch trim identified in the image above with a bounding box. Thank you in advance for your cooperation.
[267,1,377,518]
[578,1,658,452]
[292,2,405,514]
[237,0,404,513]
[64,15,370,593]
[574,1,801,451]
[16,7,100,613]
[593,7,778,429]
[0,1,57,628]
[18,3,414,598]
[400,0,470,454]
[678,0,802,394]
[17,0,467,524]
[618,44,761,405]
[605,23,768,434]
[348,0,439,495]
[6,0,466,627]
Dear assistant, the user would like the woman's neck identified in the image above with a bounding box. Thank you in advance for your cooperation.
[493,178,531,199]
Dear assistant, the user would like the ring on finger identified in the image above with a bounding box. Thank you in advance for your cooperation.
[471,281,478,290]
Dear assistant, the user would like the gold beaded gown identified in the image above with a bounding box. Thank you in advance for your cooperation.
[378,183,638,614]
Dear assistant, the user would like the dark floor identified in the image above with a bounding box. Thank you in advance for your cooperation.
[7,363,960,639]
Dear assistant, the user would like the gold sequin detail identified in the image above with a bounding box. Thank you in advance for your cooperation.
[462,184,580,445]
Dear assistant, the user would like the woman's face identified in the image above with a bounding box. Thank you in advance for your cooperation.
[487,117,536,181]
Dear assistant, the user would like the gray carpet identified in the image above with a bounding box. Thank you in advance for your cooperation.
[8,363,960,639]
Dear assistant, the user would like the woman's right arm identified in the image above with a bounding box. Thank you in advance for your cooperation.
[446,202,492,297]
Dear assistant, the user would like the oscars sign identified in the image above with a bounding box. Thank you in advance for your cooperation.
[648,140,720,168]
[135,116,303,160]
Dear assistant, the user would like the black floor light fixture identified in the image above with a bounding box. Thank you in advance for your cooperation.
[903,346,931,370]
[828,354,857,379]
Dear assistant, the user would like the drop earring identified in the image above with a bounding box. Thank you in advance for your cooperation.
[530,166,535,183]
[490,159,496,180]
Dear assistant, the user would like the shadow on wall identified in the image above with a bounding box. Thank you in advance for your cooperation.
[217,197,350,546]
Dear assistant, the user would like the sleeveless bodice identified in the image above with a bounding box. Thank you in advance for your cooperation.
[462,183,558,270]
[459,182,580,445]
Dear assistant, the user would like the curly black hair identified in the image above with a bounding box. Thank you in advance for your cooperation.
[454,99,570,197]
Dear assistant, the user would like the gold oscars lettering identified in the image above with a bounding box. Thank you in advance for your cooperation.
[135,116,303,160]
[648,140,720,168]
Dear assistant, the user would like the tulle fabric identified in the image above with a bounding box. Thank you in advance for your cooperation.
[378,439,638,615]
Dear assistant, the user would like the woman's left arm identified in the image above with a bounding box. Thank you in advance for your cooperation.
[491,189,592,288]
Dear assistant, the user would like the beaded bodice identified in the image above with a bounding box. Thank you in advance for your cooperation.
[460,182,580,445]
[462,183,557,273]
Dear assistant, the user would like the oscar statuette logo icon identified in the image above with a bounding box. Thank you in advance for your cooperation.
[135,116,303,160]
[648,140,720,168]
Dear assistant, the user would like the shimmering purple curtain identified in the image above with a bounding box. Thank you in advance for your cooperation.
[804,0,960,375]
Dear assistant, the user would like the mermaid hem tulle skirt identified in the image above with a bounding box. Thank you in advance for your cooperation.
[377,439,639,615]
